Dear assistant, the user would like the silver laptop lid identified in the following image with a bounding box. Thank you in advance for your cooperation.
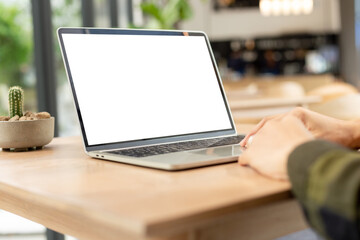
[57,28,236,152]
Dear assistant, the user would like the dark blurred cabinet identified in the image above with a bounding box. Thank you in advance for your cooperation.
[210,33,339,77]
[214,0,260,10]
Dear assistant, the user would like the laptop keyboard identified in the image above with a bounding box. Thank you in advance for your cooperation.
[106,135,244,158]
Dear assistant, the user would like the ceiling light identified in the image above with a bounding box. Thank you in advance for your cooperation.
[260,0,272,16]
[303,0,313,14]
[282,0,292,15]
[259,0,314,16]
[272,0,282,16]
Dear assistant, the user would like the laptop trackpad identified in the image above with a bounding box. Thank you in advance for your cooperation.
[190,145,241,157]
[158,145,243,169]
[148,145,242,162]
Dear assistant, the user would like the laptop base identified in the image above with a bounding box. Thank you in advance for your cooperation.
[88,144,243,170]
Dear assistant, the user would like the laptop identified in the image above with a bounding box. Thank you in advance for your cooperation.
[57,28,244,170]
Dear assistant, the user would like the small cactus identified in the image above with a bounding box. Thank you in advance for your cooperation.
[8,86,24,118]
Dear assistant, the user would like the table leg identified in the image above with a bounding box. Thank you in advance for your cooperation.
[46,229,65,240]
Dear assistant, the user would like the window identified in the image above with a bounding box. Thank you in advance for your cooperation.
[0,0,36,117]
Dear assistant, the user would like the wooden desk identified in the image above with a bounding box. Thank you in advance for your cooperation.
[0,131,308,240]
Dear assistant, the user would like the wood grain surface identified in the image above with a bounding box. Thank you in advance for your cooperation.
[0,125,307,239]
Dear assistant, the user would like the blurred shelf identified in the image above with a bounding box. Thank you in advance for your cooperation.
[229,96,321,110]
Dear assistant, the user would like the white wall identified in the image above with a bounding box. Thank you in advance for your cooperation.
[181,0,341,40]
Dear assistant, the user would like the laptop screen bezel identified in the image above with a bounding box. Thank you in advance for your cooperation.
[57,28,237,152]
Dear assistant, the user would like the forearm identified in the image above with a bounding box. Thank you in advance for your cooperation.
[288,140,360,240]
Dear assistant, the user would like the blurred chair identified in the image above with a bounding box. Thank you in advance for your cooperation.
[261,81,305,98]
[308,82,360,120]
[226,81,320,124]
[307,81,358,102]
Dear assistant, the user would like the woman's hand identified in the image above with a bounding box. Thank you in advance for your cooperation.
[240,107,360,149]
[238,114,314,180]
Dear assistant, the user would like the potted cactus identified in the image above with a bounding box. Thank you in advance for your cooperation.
[0,86,54,151]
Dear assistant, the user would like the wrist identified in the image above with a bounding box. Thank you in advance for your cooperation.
[347,120,360,149]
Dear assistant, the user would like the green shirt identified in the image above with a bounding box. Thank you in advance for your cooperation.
[288,140,360,240]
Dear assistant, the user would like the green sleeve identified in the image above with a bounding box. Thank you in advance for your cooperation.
[288,140,360,240]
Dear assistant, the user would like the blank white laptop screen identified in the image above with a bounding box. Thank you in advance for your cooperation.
[62,33,232,146]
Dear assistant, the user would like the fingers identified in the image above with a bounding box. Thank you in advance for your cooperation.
[238,112,310,181]
[240,118,266,147]
[240,114,280,147]
[238,154,250,166]
[289,107,308,124]
[245,135,254,148]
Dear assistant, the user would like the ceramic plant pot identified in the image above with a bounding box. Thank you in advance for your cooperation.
[0,117,55,151]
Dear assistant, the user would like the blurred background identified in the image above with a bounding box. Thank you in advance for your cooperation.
[0,0,359,239]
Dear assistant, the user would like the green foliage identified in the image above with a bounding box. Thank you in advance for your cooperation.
[0,2,31,87]
[136,0,193,29]
[8,86,24,118]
